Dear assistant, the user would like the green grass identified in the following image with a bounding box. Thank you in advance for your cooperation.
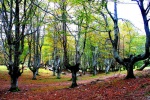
[0,65,127,82]
[1,65,146,85]
[79,70,127,81]
[0,66,8,71]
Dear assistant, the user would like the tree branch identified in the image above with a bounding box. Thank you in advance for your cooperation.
[145,1,150,15]
[105,1,115,22]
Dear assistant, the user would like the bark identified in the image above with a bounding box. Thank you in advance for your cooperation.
[36,69,40,75]
[9,76,20,92]
[93,65,97,76]
[105,65,110,74]
[70,70,77,88]
[125,64,135,79]
[32,70,37,80]
[56,66,61,79]
[66,64,80,88]
[53,67,56,76]
[57,71,61,79]
[104,59,112,73]
[8,66,21,92]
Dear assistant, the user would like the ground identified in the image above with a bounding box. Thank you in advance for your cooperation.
[0,66,150,100]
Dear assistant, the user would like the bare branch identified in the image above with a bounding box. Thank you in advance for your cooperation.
[105,1,115,22]
[145,1,150,15]
[108,30,114,47]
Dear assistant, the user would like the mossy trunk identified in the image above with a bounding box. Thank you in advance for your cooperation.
[9,77,20,92]
[53,67,55,76]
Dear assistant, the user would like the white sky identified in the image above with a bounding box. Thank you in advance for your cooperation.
[108,0,150,35]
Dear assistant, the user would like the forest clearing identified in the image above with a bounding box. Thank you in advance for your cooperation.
[0,66,150,100]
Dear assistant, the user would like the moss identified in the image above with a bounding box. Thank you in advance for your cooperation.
[9,87,20,92]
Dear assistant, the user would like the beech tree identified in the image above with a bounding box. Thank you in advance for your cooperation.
[106,0,150,79]
[61,0,80,88]
[27,7,46,80]
[0,0,43,92]
[61,0,92,87]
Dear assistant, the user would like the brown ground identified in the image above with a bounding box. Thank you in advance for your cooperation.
[0,68,150,100]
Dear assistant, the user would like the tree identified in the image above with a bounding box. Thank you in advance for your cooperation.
[60,0,92,88]
[0,0,41,91]
[27,7,46,80]
[106,0,150,79]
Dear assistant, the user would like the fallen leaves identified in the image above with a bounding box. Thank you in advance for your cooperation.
[0,69,150,100]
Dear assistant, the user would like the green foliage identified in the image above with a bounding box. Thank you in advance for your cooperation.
[119,22,145,58]
[9,87,20,92]
[134,60,144,68]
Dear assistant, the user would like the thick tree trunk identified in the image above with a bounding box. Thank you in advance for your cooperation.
[71,70,77,88]
[9,76,20,92]
[125,64,136,79]
[32,71,37,80]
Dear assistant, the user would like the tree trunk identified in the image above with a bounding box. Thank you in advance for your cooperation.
[57,72,60,79]
[105,65,110,74]
[9,76,20,92]
[125,64,136,79]
[36,69,40,75]
[93,65,97,76]
[32,71,37,80]
[83,68,86,75]
[56,67,61,79]
[71,70,77,88]
[53,67,55,76]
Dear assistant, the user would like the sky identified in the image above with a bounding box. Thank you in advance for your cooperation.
[108,0,150,35]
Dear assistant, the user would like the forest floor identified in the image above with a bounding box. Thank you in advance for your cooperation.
[0,66,150,100]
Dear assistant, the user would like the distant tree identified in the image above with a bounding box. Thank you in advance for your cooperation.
[27,27,45,80]
[27,8,46,80]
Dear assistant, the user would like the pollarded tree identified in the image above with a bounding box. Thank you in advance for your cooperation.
[61,0,94,87]
[0,0,42,91]
[27,27,45,80]
[27,8,46,80]
[106,0,150,79]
